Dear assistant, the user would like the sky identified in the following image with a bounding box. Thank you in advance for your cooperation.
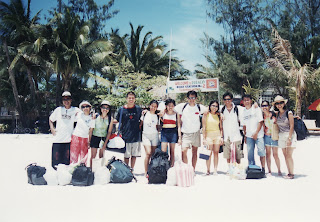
[30,0,224,73]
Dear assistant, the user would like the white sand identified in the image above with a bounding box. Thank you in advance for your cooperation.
[0,134,319,222]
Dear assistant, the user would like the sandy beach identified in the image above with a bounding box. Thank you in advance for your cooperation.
[0,133,319,222]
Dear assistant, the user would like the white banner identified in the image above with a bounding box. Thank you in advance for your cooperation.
[167,78,219,93]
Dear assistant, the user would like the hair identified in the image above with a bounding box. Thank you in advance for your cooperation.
[242,94,252,100]
[187,90,197,98]
[98,104,112,118]
[223,92,233,100]
[208,100,220,114]
[273,102,287,112]
[149,100,158,107]
[126,91,136,98]
[165,98,176,106]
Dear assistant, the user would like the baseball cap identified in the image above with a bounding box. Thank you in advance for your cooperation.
[62,91,71,97]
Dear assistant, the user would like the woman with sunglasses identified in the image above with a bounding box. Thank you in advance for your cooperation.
[202,100,223,175]
[261,100,281,176]
[273,96,297,179]
[70,101,95,165]
[90,101,114,168]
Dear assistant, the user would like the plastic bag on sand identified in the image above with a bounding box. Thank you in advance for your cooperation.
[166,167,177,186]
[94,167,110,185]
[56,164,72,185]
[229,163,246,180]
[43,168,58,185]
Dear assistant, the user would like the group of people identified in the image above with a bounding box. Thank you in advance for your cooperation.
[49,90,297,180]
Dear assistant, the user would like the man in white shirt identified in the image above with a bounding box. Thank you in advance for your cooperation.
[49,91,80,169]
[242,94,265,171]
[175,90,206,170]
[221,92,244,172]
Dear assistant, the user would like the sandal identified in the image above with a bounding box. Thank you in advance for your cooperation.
[283,174,294,179]
[206,172,210,176]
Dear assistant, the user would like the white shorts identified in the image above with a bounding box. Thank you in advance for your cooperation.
[278,132,297,149]
[124,142,141,158]
[142,133,159,147]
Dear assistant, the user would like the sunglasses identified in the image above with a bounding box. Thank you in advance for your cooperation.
[62,98,71,101]
[261,105,269,107]
[188,97,196,100]
[223,98,231,101]
[275,101,285,105]
[101,106,110,110]
[81,105,91,109]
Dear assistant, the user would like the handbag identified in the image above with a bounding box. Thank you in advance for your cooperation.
[272,123,279,141]
[107,107,126,153]
[199,145,211,160]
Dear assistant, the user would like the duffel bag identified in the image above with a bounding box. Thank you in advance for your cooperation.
[25,163,47,185]
[246,165,265,179]
[106,156,137,183]
[71,164,94,186]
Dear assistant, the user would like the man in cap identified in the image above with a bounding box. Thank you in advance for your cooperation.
[49,91,80,169]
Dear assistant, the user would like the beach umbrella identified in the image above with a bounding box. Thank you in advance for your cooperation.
[308,99,320,111]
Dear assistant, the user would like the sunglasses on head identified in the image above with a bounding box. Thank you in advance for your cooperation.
[275,101,285,105]
[81,105,91,109]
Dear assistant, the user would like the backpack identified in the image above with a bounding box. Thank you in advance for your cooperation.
[71,164,94,186]
[246,165,265,179]
[278,111,308,141]
[106,156,137,183]
[182,103,202,128]
[25,163,47,185]
[147,150,170,184]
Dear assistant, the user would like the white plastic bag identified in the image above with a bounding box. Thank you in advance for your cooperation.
[56,164,72,186]
[108,134,125,148]
[92,157,105,172]
[166,167,177,186]
[94,167,110,185]
[43,168,58,185]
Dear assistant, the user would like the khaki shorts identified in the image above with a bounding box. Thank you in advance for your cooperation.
[278,132,297,149]
[206,131,221,145]
[182,130,201,148]
[124,142,141,158]
[223,139,244,160]
[142,133,159,147]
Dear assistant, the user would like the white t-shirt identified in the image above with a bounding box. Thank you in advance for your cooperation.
[49,106,80,143]
[72,112,95,138]
[242,106,264,138]
[140,111,158,134]
[221,103,243,142]
[175,103,206,133]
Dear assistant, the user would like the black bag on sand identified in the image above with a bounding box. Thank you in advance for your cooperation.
[246,165,265,179]
[71,164,94,186]
[106,156,137,183]
[147,150,170,184]
[25,163,47,185]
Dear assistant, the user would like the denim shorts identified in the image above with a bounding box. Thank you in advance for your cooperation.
[264,135,278,147]
[161,128,178,143]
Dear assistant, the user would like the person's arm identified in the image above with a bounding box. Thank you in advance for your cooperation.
[102,117,114,150]
[88,128,94,148]
[219,114,224,145]
[202,113,207,145]
[252,121,263,140]
[177,113,182,145]
[49,120,56,136]
[243,125,247,143]
[287,112,295,146]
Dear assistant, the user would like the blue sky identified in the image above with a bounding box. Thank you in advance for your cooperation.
[30,0,224,73]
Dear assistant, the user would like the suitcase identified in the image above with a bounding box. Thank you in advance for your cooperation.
[175,162,194,187]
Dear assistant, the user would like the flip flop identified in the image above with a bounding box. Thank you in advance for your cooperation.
[283,174,294,179]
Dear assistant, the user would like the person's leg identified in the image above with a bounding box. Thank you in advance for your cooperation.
[265,146,272,174]
[272,146,281,175]
[144,144,152,176]
[246,137,255,165]
[52,143,60,169]
[131,142,141,170]
[131,157,136,169]
[124,158,130,165]
[169,143,176,167]
[161,142,169,152]
[256,137,266,170]
[80,138,89,166]
[206,145,213,174]
[223,139,231,173]
[70,135,80,164]
[124,143,131,165]
[284,147,294,177]
[90,148,98,168]
[191,146,198,170]
[213,144,220,174]
[181,147,188,164]
[62,143,70,165]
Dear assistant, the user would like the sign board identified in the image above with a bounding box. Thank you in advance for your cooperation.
[167,78,219,93]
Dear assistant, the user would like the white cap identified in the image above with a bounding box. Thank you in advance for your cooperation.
[79,101,92,108]
[62,91,71,97]
[100,100,111,106]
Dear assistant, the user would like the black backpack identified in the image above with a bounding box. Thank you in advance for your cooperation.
[71,164,94,186]
[278,111,308,141]
[107,157,137,183]
[147,150,170,184]
[246,165,265,179]
[25,163,47,185]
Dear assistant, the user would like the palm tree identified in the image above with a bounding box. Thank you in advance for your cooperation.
[267,27,314,117]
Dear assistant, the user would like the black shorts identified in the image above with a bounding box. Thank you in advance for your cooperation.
[90,135,106,148]
[52,143,70,169]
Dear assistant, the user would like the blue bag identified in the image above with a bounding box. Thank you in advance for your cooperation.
[107,157,137,183]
